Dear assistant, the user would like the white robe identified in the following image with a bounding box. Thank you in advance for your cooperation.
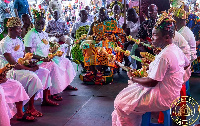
[0,86,10,126]
[112,44,189,126]
[0,79,29,126]
[24,28,76,95]
[179,26,197,82]
[173,31,193,82]
[0,36,51,99]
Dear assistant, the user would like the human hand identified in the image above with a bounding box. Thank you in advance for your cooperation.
[42,57,52,62]
[0,76,7,84]
[31,65,39,72]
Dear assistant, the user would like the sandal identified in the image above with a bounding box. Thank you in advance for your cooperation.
[17,113,36,122]
[41,99,59,106]
[66,85,78,91]
[26,109,43,117]
[51,95,63,101]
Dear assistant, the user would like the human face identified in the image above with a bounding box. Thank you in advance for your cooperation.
[34,18,45,33]
[80,11,88,22]
[85,6,90,14]
[148,5,158,20]
[53,11,60,21]
[152,28,163,47]
[113,5,121,18]
[98,8,107,22]
[22,15,31,26]
[13,26,22,37]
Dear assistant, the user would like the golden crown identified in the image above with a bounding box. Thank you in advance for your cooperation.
[155,11,176,29]
[33,9,46,19]
[6,17,22,28]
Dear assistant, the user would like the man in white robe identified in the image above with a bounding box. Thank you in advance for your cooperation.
[174,9,197,83]
[112,17,189,126]
[0,17,55,117]
[24,10,77,101]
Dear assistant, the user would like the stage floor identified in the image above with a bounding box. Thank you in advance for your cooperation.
[10,63,200,126]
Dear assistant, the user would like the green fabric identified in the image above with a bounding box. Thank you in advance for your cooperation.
[71,44,84,63]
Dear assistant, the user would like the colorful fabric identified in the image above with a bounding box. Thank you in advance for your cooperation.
[112,44,189,125]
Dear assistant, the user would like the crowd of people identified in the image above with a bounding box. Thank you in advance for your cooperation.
[0,0,200,126]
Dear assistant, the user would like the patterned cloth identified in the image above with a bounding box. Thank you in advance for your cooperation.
[45,18,69,35]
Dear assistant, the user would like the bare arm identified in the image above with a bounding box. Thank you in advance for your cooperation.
[3,53,35,71]
[25,47,44,60]
[25,47,51,62]
[131,76,159,87]
[21,27,26,38]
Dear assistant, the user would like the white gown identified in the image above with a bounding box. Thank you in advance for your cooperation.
[112,44,189,126]
[0,36,51,99]
[0,79,30,126]
[24,28,76,95]
[179,26,197,82]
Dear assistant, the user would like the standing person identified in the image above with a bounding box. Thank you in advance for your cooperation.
[24,10,77,101]
[14,0,32,19]
[173,7,196,84]
[134,4,158,69]
[88,7,109,35]
[21,14,33,38]
[85,6,94,23]
[112,16,189,126]
[0,0,12,29]
[45,10,73,59]
[123,8,140,69]
[71,10,91,70]
[112,4,124,27]
[48,0,63,18]
[137,4,158,41]
[71,10,91,39]
[8,0,15,17]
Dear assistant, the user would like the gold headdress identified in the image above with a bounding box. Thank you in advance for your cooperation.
[154,11,176,37]
[6,17,22,28]
[155,11,175,29]
[172,2,187,19]
[33,9,46,19]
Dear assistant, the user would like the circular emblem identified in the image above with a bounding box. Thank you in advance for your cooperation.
[170,96,200,125]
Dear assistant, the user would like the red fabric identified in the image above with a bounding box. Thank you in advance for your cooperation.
[4,0,10,3]
[58,41,65,45]
[38,5,42,9]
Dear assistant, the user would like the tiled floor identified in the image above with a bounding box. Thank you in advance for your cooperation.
[10,63,200,126]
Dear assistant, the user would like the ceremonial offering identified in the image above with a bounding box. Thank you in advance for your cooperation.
[17,52,33,66]
[114,47,130,56]
[0,64,15,76]
[116,61,148,77]
[140,52,155,62]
